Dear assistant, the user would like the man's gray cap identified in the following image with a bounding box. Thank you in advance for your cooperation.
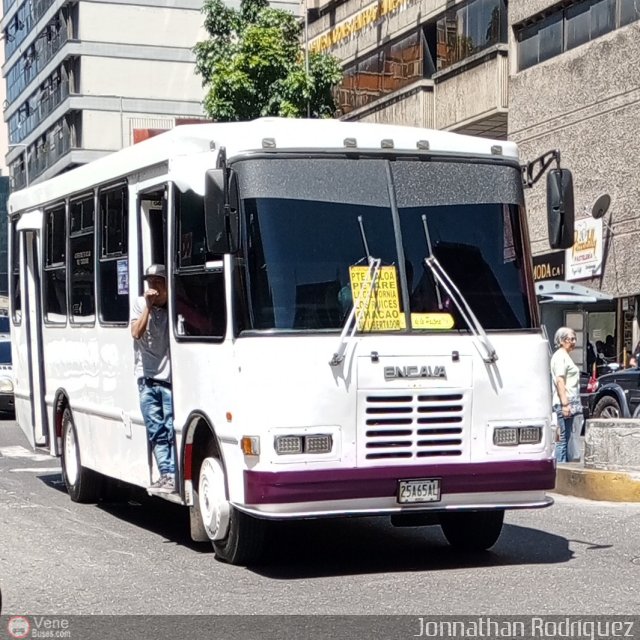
[143,264,166,279]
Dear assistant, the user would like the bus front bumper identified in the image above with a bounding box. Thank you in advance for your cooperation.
[239,459,556,518]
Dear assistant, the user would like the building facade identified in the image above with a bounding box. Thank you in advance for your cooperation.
[509,0,640,370]
[1,0,209,188]
[306,0,509,138]
[306,0,640,370]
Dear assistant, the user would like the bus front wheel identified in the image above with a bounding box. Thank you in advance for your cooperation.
[198,456,265,565]
[61,407,101,503]
[440,510,504,551]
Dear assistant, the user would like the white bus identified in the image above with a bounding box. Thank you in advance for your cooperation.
[8,118,574,564]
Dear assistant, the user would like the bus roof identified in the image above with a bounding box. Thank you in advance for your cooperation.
[9,118,519,213]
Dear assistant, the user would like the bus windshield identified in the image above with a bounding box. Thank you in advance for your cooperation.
[236,157,532,333]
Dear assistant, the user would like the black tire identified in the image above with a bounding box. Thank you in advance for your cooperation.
[197,451,266,564]
[61,407,102,503]
[213,507,266,565]
[440,510,504,551]
[593,396,621,419]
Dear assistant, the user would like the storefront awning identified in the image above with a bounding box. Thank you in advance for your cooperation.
[536,280,613,304]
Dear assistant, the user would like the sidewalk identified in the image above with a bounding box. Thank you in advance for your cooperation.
[552,418,640,502]
[555,462,640,502]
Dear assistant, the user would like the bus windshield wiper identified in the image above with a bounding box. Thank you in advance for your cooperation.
[421,215,498,365]
[329,217,381,367]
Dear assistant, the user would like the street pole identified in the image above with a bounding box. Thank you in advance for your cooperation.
[304,0,310,118]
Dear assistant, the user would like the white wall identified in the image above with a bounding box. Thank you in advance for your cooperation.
[77,3,206,47]
[79,57,204,102]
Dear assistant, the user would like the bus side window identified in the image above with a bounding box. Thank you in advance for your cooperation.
[174,188,226,339]
[99,185,129,324]
[43,204,67,324]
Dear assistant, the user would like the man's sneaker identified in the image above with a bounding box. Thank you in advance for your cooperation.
[162,474,176,492]
[148,474,175,494]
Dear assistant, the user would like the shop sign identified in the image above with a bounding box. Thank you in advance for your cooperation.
[532,252,564,282]
[309,0,420,53]
[565,218,603,282]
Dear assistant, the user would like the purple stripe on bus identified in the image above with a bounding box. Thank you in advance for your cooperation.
[244,459,556,504]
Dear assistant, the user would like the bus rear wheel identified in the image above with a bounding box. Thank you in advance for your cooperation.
[198,456,266,565]
[61,407,101,503]
[440,510,504,551]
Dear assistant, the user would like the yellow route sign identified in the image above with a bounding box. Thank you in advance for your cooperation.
[411,313,455,330]
[349,265,405,331]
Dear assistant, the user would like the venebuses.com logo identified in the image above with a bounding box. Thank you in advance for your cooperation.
[7,616,30,639]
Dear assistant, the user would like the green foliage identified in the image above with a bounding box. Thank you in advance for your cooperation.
[194,0,343,121]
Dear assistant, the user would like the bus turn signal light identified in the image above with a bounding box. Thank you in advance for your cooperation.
[241,436,260,456]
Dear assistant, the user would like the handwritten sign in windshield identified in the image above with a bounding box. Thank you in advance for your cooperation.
[349,265,405,331]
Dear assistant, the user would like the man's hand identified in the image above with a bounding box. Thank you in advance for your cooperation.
[144,288,159,308]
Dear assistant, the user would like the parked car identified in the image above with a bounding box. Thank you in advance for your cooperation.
[587,366,640,419]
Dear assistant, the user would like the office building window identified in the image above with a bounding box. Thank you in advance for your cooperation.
[517,0,636,71]
[620,0,640,25]
[336,30,425,115]
[436,0,507,71]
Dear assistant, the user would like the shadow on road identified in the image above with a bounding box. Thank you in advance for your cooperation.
[249,516,574,579]
[34,471,580,576]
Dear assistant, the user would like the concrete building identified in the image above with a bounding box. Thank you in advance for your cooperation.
[1,0,209,188]
[306,0,509,137]
[305,0,640,370]
[509,0,640,370]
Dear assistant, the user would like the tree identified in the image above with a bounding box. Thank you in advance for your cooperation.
[194,0,343,121]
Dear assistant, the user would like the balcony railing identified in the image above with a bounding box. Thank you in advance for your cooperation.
[12,128,72,189]
[6,17,68,105]
[9,78,70,144]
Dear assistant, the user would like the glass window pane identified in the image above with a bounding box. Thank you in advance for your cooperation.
[176,190,209,268]
[399,203,530,329]
[517,24,539,70]
[44,268,67,323]
[620,0,640,26]
[10,225,21,324]
[99,258,128,323]
[99,186,128,323]
[539,13,563,63]
[100,187,127,257]
[70,232,95,323]
[0,341,11,364]
[566,2,591,50]
[45,205,65,266]
[590,0,615,38]
[175,272,226,338]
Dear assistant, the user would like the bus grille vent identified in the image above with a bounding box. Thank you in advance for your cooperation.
[363,393,465,460]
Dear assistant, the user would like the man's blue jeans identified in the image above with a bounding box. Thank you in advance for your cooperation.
[138,379,175,475]
[554,406,574,463]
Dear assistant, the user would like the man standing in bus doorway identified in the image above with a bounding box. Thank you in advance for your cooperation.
[131,264,176,493]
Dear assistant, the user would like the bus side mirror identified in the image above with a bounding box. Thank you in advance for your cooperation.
[547,168,575,249]
[204,169,239,254]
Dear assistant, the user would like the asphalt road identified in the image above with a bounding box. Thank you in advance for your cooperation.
[1,419,639,617]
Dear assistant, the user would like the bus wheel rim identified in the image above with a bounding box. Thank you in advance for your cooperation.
[199,458,230,541]
[65,424,79,485]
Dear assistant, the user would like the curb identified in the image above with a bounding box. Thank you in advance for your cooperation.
[555,464,640,502]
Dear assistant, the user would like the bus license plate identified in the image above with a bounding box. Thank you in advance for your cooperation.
[398,479,441,504]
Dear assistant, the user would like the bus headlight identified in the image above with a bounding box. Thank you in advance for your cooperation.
[274,435,303,455]
[304,434,332,454]
[493,427,518,446]
[0,377,13,393]
[518,426,542,444]
[493,426,543,446]
[274,434,333,455]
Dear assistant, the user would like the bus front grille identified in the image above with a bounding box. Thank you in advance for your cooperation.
[360,392,467,461]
